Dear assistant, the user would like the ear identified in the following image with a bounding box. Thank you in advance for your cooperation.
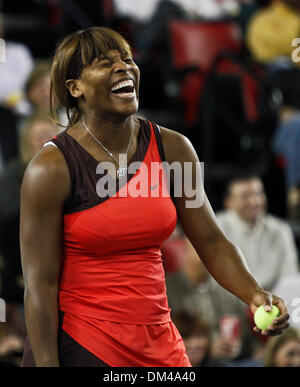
[65,79,83,99]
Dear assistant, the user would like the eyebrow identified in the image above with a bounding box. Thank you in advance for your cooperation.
[98,52,132,61]
[94,55,109,62]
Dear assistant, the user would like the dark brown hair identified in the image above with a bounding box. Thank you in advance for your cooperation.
[171,311,211,366]
[264,328,300,367]
[50,27,133,128]
[224,172,262,198]
[171,311,211,339]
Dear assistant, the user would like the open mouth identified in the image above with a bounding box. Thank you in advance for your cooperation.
[110,79,135,98]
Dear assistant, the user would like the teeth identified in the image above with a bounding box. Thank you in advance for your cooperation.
[111,79,134,92]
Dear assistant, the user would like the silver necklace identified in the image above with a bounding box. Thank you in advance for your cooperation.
[81,120,134,177]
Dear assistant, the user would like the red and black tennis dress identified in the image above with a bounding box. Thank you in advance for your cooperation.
[22,119,191,367]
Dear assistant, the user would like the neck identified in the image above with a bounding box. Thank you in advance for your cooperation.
[237,212,258,228]
[81,113,135,151]
[245,218,256,229]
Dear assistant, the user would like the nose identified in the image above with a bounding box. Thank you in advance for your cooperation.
[248,197,259,207]
[247,193,262,207]
[114,59,131,73]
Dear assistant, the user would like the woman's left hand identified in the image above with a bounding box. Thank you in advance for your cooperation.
[249,290,290,336]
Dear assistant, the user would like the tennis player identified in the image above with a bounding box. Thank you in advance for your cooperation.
[20,27,289,367]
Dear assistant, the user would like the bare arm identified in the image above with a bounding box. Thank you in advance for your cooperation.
[20,146,70,366]
[161,127,289,336]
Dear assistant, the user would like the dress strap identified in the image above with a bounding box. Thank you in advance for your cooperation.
[46,120,153,214]
[43,140,58,149]
[149,122,166,163]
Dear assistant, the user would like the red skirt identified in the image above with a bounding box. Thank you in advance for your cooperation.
[62,311,191,367]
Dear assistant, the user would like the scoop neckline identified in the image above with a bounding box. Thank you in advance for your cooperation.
[65,118,144,166]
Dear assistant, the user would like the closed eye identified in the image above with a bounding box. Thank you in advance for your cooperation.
[98,60,112,67]
[122,58,134,64]
[96,57,134,67]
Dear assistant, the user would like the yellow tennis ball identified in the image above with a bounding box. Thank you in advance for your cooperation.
[254,305,280,330]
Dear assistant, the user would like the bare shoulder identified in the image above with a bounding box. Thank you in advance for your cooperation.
[158,125,199,163]
[21,145,71,207]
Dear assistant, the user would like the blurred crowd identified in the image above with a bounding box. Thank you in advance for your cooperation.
[0,0,300,367]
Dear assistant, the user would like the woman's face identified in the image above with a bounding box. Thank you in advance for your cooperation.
[70,49,140,120]
[28,74,51,109]
[29,120,58,156]
[274,339,300,367]
[184,334,210,367]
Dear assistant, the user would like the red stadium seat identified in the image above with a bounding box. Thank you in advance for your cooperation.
[169,21,260,126]
[170,21,242,72]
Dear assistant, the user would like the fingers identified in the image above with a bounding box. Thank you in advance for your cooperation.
[262,328,283,336]
[272,298,289,325]
[251,292,290,337]
[253,314,290,336]
[263,329,282,337]
[263,319,289,335]
[263,294,273,312]
[253,326,283,336]
[269,320,290,331]
[273,313,290,327]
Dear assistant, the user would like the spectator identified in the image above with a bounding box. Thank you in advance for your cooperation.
[245,1,300,220]
[264,328,300,366]
[246,1,300,221]
[135,0,255,54]
[165,236,252,361]
[0,110,60,229]
[272,273,300,330]
[24,60,68,126]
[113,0,161,23]
[0,12,33,114]
[24,61,52,115]
[0,110,59,360]
[272,107,300,219]
[272,117,300,219]
[171,311,221,367]
[216,174,299,291]
[0,13,32,174]
[171,0,252,20]
[114,0,256,24]
[246,0,300,67]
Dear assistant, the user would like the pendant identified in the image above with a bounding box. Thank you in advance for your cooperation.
[117,166,127,178]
